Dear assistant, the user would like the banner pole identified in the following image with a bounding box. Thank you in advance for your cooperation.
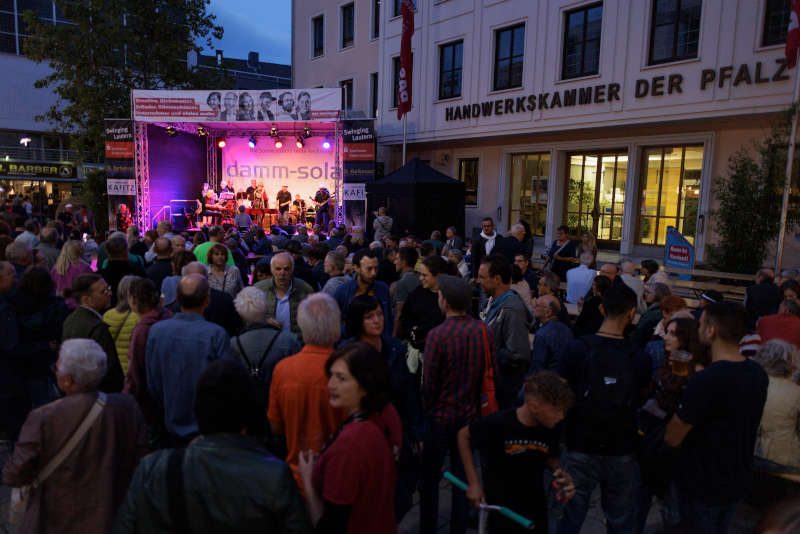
[776,67,800,273]
[402,114,407,165]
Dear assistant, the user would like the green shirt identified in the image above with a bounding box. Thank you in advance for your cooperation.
[193,241,234,266]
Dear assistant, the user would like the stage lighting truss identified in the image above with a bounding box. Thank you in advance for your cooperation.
[248,136,257,148]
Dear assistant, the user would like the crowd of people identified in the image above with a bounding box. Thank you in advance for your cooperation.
[0,206,799,534]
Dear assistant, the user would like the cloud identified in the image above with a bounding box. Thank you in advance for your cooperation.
[205,0,291,64]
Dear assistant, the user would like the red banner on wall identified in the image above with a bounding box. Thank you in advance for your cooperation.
[397,0,414,119]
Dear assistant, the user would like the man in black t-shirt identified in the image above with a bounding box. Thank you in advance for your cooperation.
[276,185,292,220]
[557,284,650,534]
[458,372,576,533]
[665,302,768,534]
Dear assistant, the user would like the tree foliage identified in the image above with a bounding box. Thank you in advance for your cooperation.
[23,0,231,161]
[709,110,800,273]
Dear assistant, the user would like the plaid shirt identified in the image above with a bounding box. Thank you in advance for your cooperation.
[423,315,494,429]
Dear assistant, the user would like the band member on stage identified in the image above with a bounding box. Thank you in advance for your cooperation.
[311,186,331,228]
[250,182,269,227]
[292,194,306,212]
[219,180,234,194]
[276,185,292,221]
[245,179,258,202]
[197,188,222,226]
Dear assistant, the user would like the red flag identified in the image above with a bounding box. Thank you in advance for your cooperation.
[787,0,800,68]
[397,0,414,119]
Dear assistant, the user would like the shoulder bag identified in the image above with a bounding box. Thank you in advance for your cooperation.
[8,393,107,529]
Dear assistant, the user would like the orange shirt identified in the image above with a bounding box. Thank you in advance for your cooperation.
[268,344,346,493]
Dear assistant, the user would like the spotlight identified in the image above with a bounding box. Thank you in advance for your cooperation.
[302,126,312,139]
[19,137,31,147]
[269,127,279,137]
[197,127,208,136]
[295,136,304,149]
[274,138,283,149]
[165,126,177,137]
[322,138,332,150]
[248,136,257,149]
[217,139,226,148]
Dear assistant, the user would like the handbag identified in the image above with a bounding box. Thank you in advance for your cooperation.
[8,393,107,529]
[479,324,499,417]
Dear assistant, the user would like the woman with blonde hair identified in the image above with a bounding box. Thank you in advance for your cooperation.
[50,240,92,307]
[573,231,598,269]
[103,275,141,373]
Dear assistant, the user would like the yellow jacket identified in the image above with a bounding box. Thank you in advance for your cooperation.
[102,308,140,373]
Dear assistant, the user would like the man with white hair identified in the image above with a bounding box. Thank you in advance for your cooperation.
[491,223,525,263]
[620,259,646,313]
[566,251,596,304]
[230,287,301,405]
[3,339,146,534]
[147,274,230,445]
[268,293,345,493]
[254,252,313,336]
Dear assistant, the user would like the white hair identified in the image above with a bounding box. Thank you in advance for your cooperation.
[234,287,267,324]
[58,339,107,390]
[271,251,294,269]
[620,260,636,274]
[182,261,209,277]
[580,251,595,266]
[511,223,525,234]
[369,241,383,250]
[297,292,341,346]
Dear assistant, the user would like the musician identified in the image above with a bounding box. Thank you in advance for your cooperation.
[218,180,234,194]
[292,194,306,213]
[276,185,292,220]
[312,186,331,228]
[250,182,269,227]
[245,179,258,202]
[197,188,222,226]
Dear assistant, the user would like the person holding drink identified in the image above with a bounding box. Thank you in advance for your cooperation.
[457,371,576,533]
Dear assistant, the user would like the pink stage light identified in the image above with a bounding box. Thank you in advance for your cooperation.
[274,139,283,149]
[217,139,226,148]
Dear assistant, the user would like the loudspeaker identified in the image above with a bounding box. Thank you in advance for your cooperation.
[171,214,187,232]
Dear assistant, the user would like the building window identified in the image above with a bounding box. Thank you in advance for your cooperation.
[370,72,379,117]
[493,24,525,91]
[341,3,354,48]
[458,158,479,206]
[510,153,550,237]
[763,0,791,46]
[566,152,627,241]
[562,3,602,79]
[393,0,416,17]
[392,55,412,108]
[312,15,324,57]
[439,40,463,100]
[373,0,380,39]
[649,0,701,65]
[638,145,703,245]
[339,79,353,113]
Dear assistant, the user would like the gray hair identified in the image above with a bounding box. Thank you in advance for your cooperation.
[620,260,636,274]
[182,261,209,277]
[326,251,345,272]
[580,251,595,266]
[58,339,107,390]
[369,241,383,250]
[647,282,672,303]
[271,251,294,269]
[5,241,31,264]
[754,340,797,378]
[40,227,57,244]
[297,292,341,346]
[448,248,463,260]
[115,275,141,312]
[510,223,525,234]
[234,286,267,324]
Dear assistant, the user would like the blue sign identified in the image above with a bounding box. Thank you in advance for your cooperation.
[664,226,694,280]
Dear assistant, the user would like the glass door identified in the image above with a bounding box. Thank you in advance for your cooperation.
[566,152,627,243]
[509,153,550,236]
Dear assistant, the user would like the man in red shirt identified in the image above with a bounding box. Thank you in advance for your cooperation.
[268,293,345,494]
[756,298,800,349]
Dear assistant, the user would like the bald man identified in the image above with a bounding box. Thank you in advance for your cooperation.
[169,262,242,337]
[145,237,173,291]
[529,294,574,374]
[146,272,230,444]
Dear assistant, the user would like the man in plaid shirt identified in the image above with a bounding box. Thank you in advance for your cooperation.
[420,274,495,534]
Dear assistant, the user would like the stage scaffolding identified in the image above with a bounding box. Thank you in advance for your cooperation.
[132,122,344,231]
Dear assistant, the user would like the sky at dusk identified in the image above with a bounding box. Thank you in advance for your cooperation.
[205,0,291,65]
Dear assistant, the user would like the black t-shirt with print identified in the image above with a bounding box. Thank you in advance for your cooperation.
[469,408,560,533]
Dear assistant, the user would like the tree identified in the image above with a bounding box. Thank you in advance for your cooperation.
[23,0,230,162]
[709,110,800,274]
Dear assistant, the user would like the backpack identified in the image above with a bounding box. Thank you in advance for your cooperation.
[234,327,281,406]
[573,335,639,451]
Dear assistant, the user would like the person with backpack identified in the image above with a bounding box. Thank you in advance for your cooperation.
[557,284,651,534]
[231,287,302,408]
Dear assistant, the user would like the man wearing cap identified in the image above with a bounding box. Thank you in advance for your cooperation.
[276,185,292,222]
[692,290,723,321]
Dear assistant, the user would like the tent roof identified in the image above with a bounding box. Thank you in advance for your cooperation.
[377,157,461,184]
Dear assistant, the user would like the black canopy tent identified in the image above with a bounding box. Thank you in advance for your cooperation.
[365,157,465,239]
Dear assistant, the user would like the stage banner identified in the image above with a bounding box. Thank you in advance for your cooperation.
[132,88,341,122]
[342,119,375,181]
[343,183,366,231]
[664,226,694,280]
[221,136,338,205]
[105,119,135,232]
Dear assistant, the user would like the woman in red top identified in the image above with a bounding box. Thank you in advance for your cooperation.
[299,341,402,534]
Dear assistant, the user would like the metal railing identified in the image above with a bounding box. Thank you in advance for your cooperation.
[0,145,80,162]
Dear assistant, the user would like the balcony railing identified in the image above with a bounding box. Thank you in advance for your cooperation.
[0,146,81,162]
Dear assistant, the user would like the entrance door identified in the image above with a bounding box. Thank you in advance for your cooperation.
[566,153,627,244]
